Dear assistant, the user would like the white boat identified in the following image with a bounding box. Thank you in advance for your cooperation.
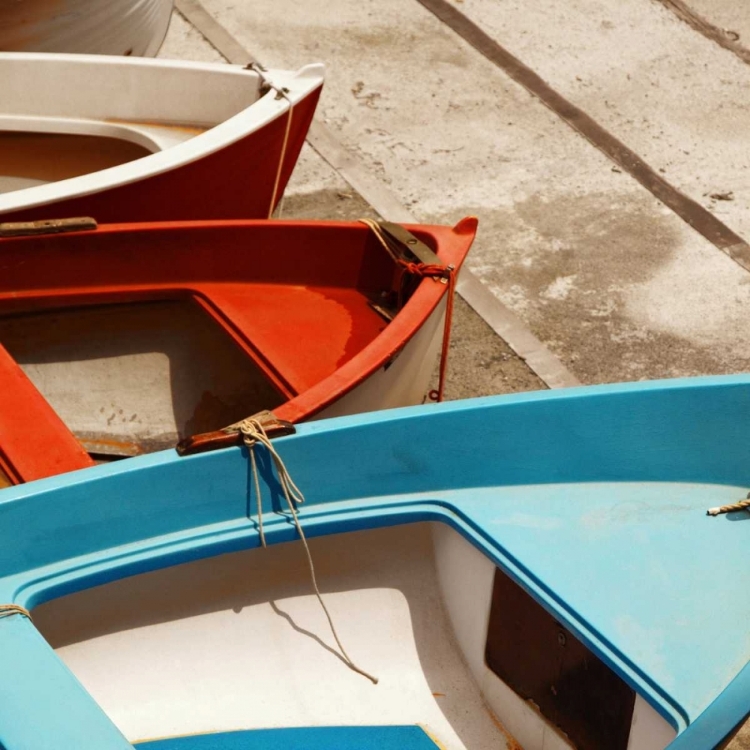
[0,0,174,57]
[0,53,324,222]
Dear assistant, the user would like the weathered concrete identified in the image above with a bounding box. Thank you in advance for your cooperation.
[673,0,750,55]
[455,0,750,240]
[165,0,750,391]
[159,10,223,61]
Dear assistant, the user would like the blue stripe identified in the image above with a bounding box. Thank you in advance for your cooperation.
[137,726,438,749]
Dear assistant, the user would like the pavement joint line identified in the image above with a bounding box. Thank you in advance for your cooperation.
[174,0,582,390]
[655,0,750,66]
[414,0,750,272]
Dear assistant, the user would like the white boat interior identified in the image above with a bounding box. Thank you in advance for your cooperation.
[33,522,676,750]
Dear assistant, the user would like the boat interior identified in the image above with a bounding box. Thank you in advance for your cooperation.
[0,221,462,484]
[0,55,264,193]
[31,522,675,750]
[0,133,156,193]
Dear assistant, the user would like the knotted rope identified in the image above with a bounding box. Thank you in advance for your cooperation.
[359,218,456,402]
[707,497,750,516]
[248,63,294,219]
[0,604,31,620]
[238,416,378,685]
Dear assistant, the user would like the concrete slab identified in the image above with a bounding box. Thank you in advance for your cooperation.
[158,10,223,61]
[669,0,750,53]
[163,0,750,388]
[454,0,750,239]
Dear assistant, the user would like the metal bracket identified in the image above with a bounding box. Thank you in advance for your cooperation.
[176,410,296,456]
[0,217,98,238]
[377,221,444,267]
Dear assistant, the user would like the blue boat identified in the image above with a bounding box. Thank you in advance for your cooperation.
[0,375,748,750]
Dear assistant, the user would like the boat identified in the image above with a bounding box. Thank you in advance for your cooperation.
[0,0,173,57]
[0,215,475,486]
[0,375,747,749]
[0,53,324,222]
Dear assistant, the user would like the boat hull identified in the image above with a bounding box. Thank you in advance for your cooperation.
[0,55,324,221]
[0,0,174,57]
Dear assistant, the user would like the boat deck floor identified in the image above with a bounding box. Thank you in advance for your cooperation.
[33,523,512,749]
[0,283,388,455]
[0,119,207,194]
[0,132,153,192]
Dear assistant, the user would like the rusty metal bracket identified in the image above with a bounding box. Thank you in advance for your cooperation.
[176,410,296,456]
[377,221,444,267]
[0,217,98,238]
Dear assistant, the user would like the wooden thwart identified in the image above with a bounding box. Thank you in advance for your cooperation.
[0,217,97,237]
[0,343,94,483]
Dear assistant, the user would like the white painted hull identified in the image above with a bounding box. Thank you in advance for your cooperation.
[314,295,446,420]
[33,523,676,749]
[0,0,174,57]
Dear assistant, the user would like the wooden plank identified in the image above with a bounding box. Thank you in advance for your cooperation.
[486,568,636,750]
[0,344,94,483]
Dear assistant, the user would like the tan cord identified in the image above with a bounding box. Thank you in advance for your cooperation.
[239,416,379,685]
[249,63,294,219]
[0,604,31,620]
[707,498,750,516]
[359,218,406,264]
[249,446,266,547]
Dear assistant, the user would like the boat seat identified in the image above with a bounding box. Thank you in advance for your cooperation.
[0,342,93,482]
[199,283,389,396]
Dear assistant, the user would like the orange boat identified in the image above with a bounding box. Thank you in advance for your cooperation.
[0,216,476,486]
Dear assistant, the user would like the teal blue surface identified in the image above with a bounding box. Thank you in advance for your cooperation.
[0,375,749,749]
[137,726,438,749]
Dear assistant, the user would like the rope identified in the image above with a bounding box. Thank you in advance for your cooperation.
[0,604,31,620]
[359,218,456,402]
[707,498,750,516]
[248,63,294,219]
[238,416,379,685]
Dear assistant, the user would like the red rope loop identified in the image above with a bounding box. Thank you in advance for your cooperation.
[397,259,456,403]
[357,219,456,404]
